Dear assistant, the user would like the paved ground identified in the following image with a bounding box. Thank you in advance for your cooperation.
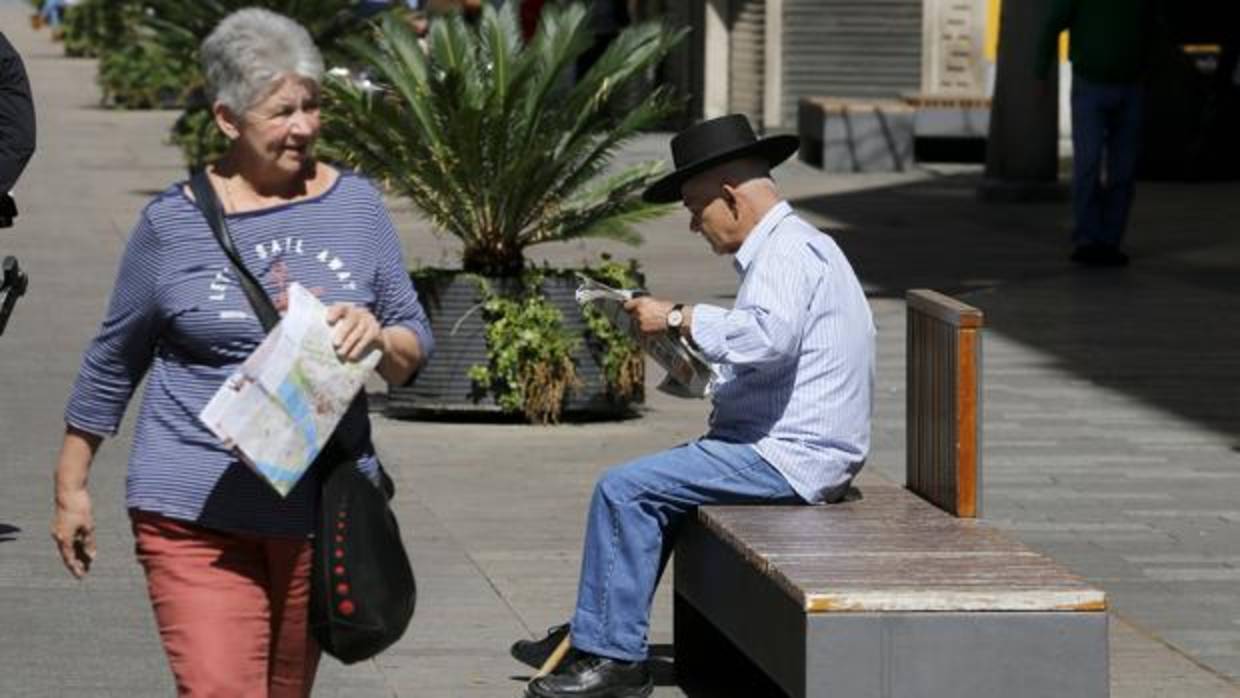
[3,2,1240,695]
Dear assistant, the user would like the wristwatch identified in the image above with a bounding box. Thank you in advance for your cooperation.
[666,303,685,331]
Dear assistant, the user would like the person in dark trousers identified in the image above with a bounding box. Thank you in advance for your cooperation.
[1036,0,1157,268]
[0,32,36,199]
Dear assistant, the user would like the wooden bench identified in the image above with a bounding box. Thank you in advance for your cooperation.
[673,290,1109,698]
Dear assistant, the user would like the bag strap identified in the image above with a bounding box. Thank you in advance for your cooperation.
[188,169,281,333]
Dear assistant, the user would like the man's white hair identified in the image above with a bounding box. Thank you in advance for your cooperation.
[201,8,324,113]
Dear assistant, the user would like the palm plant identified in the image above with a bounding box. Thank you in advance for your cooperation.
[323,2,686,275]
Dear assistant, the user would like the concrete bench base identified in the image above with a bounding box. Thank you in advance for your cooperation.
[673,486,1109,698]
[903,93,993,139]
[798,98,915,173]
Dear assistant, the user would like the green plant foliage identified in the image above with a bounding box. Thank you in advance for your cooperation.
[60,0,141,59]
[466,274,581,425]
[169,108,230,168]
[98,40,192,109]
[323,2,685,275]
[579,256,644,402]
[64,0,386,159]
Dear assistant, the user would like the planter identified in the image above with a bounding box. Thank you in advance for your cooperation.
[387,271,644,420]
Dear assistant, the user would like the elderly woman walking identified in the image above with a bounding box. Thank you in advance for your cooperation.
[50,8,432,696]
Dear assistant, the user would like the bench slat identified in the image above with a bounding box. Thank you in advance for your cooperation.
[906,289,982,517]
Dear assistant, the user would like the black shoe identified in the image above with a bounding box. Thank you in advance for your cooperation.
[1071,243,1129,267]
[511,622,573,669]
[525,653,653,698]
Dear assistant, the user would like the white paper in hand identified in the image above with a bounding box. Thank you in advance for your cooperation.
[200,283,381,496]
[574,274,715,398]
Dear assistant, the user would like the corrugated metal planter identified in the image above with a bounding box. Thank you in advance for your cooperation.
[388,271,644,421]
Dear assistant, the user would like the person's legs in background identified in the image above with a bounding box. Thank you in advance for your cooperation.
[1100,85,1144,252]
[1070,75,1108,258]
[40,0,65,27]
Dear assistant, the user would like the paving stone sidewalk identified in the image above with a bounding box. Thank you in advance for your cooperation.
[2,2,1239,695]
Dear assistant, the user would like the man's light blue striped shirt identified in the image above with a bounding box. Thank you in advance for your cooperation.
[691,201,875,503]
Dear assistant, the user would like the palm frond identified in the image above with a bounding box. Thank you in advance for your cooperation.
[324,2,685,274]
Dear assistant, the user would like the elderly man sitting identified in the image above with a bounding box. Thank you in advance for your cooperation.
[515,114,876,698]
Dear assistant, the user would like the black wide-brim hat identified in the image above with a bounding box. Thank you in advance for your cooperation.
[642,114,800,204]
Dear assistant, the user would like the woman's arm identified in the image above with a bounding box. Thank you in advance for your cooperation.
[376,325,423,386]
[51,425,102,579]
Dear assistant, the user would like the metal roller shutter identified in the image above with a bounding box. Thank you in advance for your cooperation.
[781,0,923,127]
[729,0,767,127]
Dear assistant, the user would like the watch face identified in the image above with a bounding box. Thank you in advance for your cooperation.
[667,309,683,328]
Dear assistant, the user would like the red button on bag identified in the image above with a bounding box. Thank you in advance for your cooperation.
[335,534,344,543]
[333,565,345,576]
[338,599,355,616]
[334,548,344,559]
[336,521,345,531]
[336,582,350,596]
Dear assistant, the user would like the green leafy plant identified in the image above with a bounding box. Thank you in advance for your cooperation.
[323,2,685,275]
[465,274,581,425]
[579,256,644,402]
[60,0,142,59]
[98,39,192,109]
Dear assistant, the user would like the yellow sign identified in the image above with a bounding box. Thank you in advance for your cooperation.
[985,0,1068,62]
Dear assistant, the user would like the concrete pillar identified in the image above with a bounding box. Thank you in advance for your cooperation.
[979,0,1064,201]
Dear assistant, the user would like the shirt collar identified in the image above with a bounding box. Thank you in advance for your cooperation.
[733,201,793,274]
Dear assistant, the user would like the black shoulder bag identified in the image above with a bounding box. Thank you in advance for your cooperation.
[188,170,416,664]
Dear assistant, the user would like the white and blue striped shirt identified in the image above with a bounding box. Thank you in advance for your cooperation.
[65,171,433,536]
[692,201,875,503]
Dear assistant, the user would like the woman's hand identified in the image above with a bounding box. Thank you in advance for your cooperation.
[326,303,385,362]
[52,426,102,579]
[51,487,95,579]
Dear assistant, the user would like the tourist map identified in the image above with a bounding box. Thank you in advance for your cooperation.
[200,283,380,496]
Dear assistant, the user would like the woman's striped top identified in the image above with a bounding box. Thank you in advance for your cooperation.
[65,170,434,537]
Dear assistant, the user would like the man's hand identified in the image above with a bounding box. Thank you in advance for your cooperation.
[326,303,384,362]
[51,487,95,579]
[623,296,676,336]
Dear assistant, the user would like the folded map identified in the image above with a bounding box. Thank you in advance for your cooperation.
[200,283,381,496]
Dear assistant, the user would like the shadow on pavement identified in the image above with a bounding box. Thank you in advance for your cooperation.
[793,171,1240,444]
[0,523,20,543]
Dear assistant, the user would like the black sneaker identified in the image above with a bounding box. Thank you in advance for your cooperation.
[511,622,573,669]
[525,653,653,698]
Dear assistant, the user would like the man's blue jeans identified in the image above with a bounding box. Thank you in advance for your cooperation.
[1070,74,1145,247]
[569,439,800,661]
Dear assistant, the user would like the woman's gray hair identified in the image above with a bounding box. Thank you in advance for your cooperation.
[201,8,325,113]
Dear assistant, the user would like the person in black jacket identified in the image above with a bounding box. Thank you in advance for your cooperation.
[0,31,34,334]
[0,31,36,205]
